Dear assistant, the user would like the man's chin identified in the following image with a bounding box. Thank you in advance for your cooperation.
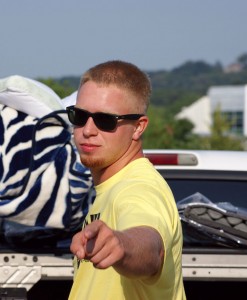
[80,156,103,169]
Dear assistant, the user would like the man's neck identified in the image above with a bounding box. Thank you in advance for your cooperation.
[91,150,144,186]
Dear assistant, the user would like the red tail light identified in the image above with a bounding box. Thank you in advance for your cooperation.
[145,153,198,166]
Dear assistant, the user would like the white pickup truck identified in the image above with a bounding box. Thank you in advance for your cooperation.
[1,150,247,300]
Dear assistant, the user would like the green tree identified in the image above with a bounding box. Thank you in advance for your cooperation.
[237,53,247,69]
[143,106,199,149]
[204,107,245,150]
[143,106,169,149]
[37,78,75,98]
[143,105,246,151]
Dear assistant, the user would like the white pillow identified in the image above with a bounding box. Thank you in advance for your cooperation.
[62,90,77,108]
[0,75,64,118]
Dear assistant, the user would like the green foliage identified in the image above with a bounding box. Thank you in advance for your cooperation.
[143,106,169,148]
[37,78,75,98]
[148,59,247,112]
[150,87,202,118]
[143,105,246,150]
[204,108,245,150]
[143,106,201,149]
[237,53,247,69]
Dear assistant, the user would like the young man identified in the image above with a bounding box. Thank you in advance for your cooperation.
[67,60,186,299]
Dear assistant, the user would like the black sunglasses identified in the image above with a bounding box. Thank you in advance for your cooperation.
[66,105,144,132]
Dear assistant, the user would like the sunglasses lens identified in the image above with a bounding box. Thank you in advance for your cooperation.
[68,107,88,126]
[67,107,117,131]
[94,113,117,131]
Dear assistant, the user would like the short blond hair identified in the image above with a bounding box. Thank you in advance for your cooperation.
[79,60,151,113]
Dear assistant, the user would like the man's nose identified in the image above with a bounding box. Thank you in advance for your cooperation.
[83,117,98,135]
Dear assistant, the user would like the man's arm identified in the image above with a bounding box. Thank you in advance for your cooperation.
[70,220,164,278]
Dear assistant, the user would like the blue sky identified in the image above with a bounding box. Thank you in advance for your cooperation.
[1,0,247,79]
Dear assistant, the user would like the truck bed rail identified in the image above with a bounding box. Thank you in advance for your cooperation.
[1,248,247,291]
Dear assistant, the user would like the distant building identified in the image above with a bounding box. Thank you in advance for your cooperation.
[224,63,243,74]
[176,85,247,136]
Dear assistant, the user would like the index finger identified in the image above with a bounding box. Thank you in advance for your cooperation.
[84,220,103,240]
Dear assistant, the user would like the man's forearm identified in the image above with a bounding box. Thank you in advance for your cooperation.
[113,226,164,278]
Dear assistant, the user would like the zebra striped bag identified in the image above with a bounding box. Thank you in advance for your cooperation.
[0,76,94,246]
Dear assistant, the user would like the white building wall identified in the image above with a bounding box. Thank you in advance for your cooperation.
[208,86,245,112]
[176,96,211,135]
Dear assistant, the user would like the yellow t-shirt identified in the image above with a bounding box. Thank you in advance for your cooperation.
[69,158,186,300]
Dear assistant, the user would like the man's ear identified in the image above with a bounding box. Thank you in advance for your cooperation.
[132,116,149,141]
